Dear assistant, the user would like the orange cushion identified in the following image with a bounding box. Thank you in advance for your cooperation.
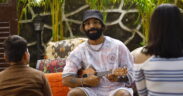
[45,72,69,96]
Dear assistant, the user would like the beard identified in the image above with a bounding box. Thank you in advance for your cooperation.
[85,28,103,40]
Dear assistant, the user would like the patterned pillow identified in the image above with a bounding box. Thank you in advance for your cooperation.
[36,58,66,73]
[46,38,87,59]
[37,38,87,73]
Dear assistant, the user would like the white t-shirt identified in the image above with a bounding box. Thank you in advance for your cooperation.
[62,36,134,94]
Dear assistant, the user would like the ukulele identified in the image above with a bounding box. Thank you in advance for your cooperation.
[78,67,127,78]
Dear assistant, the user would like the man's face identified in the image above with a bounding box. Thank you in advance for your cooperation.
[83,18,103,40]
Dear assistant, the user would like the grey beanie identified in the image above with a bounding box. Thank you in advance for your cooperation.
[80,10,105,32]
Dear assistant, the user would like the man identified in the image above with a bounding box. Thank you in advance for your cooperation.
[62,10,134,96]
[0,35,52,96]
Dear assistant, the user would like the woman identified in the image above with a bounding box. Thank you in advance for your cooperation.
[135,4,183,96]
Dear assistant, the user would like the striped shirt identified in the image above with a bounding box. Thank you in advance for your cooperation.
[135,56,183,96]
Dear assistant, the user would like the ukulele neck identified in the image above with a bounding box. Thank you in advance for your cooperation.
[96,70,112,77]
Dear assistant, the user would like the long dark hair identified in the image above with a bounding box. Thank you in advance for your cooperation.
[144,4,183,58]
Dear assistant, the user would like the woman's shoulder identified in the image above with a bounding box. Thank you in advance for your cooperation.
[131,47,152,64]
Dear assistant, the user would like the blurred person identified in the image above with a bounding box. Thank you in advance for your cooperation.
[0,35,52,96]
[135,4,183,96]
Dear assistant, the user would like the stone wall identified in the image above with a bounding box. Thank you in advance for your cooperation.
[19,0,143,67]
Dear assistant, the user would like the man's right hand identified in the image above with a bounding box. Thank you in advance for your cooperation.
[83,75,100,87]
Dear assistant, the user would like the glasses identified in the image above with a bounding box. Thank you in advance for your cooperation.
[83,20,101,26]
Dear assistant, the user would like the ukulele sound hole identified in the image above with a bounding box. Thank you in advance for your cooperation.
[82,74,88,78]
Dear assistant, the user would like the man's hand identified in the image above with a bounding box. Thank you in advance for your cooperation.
[106,68,128,82]
[106,74,118,82]
[113,67,128,76]
[83,75,100,87]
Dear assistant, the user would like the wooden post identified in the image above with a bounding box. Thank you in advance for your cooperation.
[0,0,18,71]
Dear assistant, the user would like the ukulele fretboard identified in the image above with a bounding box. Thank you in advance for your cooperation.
[96,70,112,77]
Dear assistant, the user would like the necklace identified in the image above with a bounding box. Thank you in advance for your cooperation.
[87,38,105,52]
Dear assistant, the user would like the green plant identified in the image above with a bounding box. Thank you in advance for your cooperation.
[15,0,121,41]
[44,0,65,41]
[124,0,183,44]
[85,0,120,22]
[17,0,65,41]
[0,0,6,3]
